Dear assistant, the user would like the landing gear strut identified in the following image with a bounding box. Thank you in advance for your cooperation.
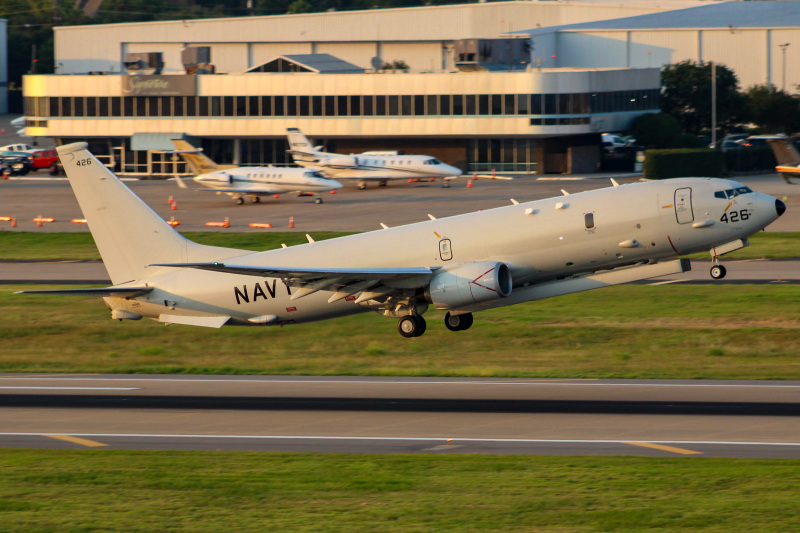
[444,312,473,332]
[398,315,427,338]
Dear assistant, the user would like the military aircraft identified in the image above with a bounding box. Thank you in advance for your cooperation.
[18,142,785,337]
[286,128,462,189]
[764,135,800,184]
[170,139,342,204]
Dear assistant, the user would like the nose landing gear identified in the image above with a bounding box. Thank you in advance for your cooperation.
[710,263,727,279]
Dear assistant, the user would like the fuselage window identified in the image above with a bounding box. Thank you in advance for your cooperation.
[584,213,595,229]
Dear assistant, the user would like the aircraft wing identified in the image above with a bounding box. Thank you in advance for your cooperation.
[151,262,439,302]
[15,287,153,297]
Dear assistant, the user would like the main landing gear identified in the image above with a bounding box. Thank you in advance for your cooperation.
[398,315,426,338]
[444,312,473,332]
[396,312,475,337]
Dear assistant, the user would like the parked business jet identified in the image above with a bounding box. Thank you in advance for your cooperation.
[18,142,785,337]
[286,128,462,189]
[764,135,800,184]
[170,139,342,204]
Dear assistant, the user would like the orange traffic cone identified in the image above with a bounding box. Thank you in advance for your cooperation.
[288,216,295,228]
[36,216,42,227]
[168,194,174,204]
[467,180,473,189]
[11,217,17,228]
[171,202,177,210]
[223,217,230,228]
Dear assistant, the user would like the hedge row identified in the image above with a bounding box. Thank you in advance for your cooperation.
[643,149,723,179]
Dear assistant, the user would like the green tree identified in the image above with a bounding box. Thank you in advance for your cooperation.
[745,85,800,134]
[661,60,748,135]
[632,113,684,148]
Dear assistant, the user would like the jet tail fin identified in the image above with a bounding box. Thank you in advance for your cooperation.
[286,127,317,156]
[170,139,235,175]
[56,142,241,285]
[767,137,800,167]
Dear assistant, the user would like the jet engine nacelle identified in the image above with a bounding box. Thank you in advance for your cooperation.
[427,261,512,310]
[325,155,359,168]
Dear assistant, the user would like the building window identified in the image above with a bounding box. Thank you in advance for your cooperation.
[401,95,412,116]
[350,95,361,116]
[452,95,463,115]
[426,95,438,115]
[439,95,450,115]
[387,95,399,116]
[414,95,425,116]
[362,95,373,116]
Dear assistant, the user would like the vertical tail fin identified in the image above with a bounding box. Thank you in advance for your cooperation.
[286,128,316,155]
[767,138,800,167]
[56,142,239,285]
[171,139,234,175]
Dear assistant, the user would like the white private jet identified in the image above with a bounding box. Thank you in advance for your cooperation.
[18,142,785,337]
[170,139,342,205]
[286,128,462,189]
[763,135,800,184]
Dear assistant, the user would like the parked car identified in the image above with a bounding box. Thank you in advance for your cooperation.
[0,151,33,173]
[737,136,771,148]
[0,155,31,176]
[601,133,628,153]
[0,143,37,154]
[30,149,59,170]
[709,134,748,150]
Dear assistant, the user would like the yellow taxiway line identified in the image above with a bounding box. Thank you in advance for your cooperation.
[44,434,108,448]
[623,442,702,455]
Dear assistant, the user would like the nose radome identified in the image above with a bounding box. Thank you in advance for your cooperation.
[776,198,787,217]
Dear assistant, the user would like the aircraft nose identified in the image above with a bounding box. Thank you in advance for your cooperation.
[776,198,787,217]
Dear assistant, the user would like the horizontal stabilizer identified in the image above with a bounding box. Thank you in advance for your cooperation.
[15,287,153,297]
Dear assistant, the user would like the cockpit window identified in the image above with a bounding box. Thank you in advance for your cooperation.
[714,186,753,199]
[424,158,441,165]
[305,171,324,178]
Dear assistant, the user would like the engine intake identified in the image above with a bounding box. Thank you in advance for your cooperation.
[427,261,512,310]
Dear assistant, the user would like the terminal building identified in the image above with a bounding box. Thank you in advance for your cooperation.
[21,0,800,176]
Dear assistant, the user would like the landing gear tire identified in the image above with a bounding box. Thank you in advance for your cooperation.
[314,197,323,204]
[444,312,473,332]
[235,197,244,205]
[252,196,261,203]
[398,315,427,338]
[710,265,727,280]
[357,181,367,190]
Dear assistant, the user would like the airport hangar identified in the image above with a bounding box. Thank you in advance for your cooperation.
[21,0,800,177]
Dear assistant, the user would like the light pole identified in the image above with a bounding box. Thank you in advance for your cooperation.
[779,43,790,91]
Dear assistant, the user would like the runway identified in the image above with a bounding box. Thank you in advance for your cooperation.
[2,374,799,458]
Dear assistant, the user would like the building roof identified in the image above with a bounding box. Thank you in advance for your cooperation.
[522,0,800,34]
[243,54,364,74]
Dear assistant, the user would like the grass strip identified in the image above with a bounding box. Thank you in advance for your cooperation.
[0,231,797,261]
[1,450,799,532]
[3,284,799,379]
